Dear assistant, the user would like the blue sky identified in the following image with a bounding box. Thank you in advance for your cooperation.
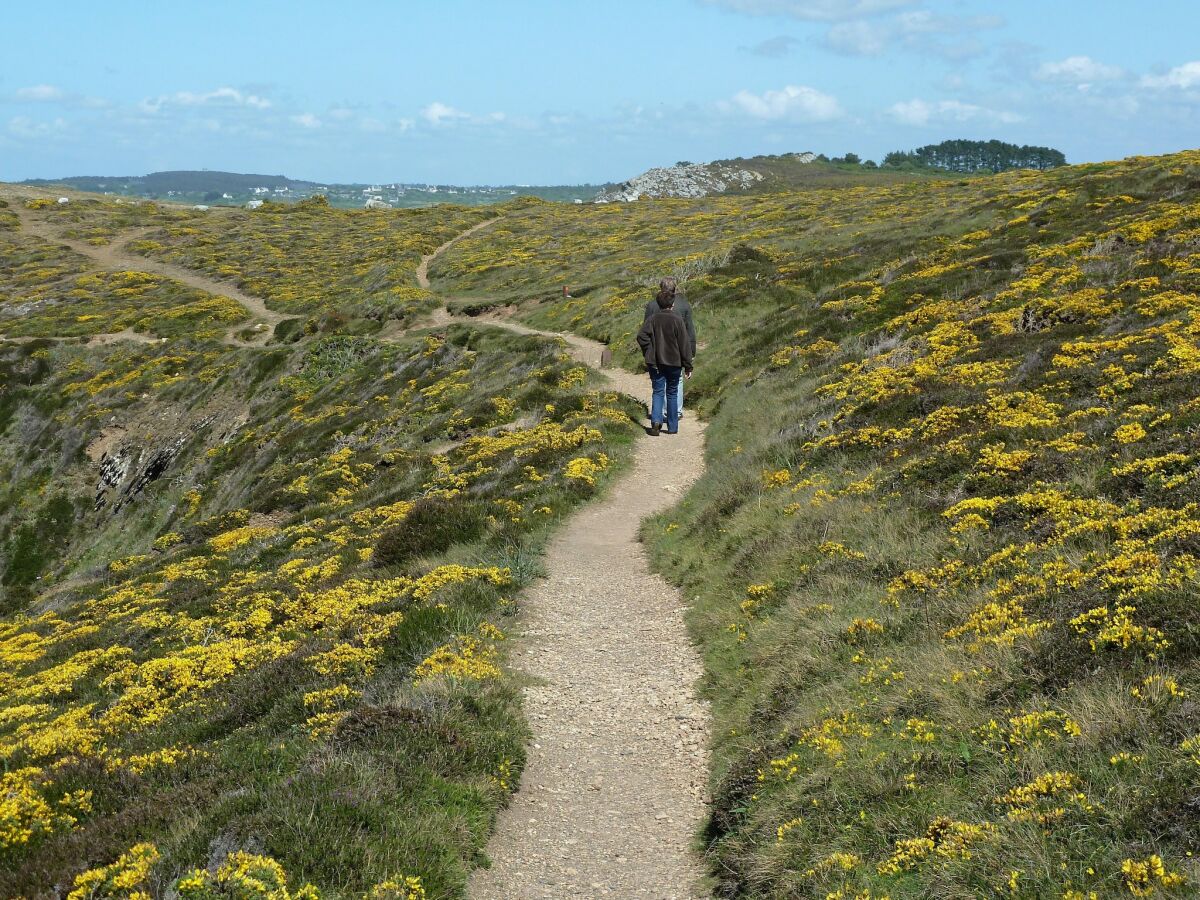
[2,0,1198,184]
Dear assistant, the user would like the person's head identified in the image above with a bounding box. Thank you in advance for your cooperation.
[656,276,677,309]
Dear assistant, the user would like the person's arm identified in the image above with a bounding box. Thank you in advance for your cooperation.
[636,318,654,353]
[677,319,693,373]
[682,305,697,356]
[644,300,656,323]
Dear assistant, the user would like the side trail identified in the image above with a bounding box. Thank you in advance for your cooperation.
[10,206,296,346]
[5,208,714,896]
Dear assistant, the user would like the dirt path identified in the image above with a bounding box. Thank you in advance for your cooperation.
[400,265,710,894]
[12,208,296,346]
[0,327,170,347]
[466,318,711,899]
[415,216,501,289]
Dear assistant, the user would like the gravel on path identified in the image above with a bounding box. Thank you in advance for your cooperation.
[465,321,712,899]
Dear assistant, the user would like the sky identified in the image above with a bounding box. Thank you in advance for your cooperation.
[2,0,1198,185]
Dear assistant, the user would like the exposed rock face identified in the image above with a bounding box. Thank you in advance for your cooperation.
[95,423,209,513]
[594,153,815,203]
[90,402,248,513]
[595,163,762,202]
[1,297,63,319]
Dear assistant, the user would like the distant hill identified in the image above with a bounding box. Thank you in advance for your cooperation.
[19,170,604,208]
[21,170,319,195]
[593,151,947,202]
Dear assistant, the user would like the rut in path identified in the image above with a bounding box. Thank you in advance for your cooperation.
[10,207,297,346]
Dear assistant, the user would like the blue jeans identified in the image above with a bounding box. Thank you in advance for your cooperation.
[649,365,683,431]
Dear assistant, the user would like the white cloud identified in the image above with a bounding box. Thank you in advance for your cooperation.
[1037,56,1123,85]
[699,0,913,21]
[824,10,1001,59]
[140,87,271,113]
[421,101,470,125]
[11,84,109,108]
[824,21,889,55]
[1142,61,1200,89]
[291,113,321,129]
[15,84,64,102]
[725,84,842,121]
[888,99,934,125]
[888,98,1021,126]
[8,116,67,138]
[419,102,507,127]
[742,35,800,57]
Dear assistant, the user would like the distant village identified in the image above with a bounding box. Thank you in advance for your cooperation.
[87,179,598,209]
[21,168,609,208]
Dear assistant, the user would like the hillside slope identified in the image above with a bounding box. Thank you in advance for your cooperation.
[433,150,1200,897]
[0,193,638,896]
[6,149,1200,897]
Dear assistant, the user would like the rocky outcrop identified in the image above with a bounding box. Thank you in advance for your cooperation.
[94,422,210,513]
[90,401,249,513]
[594,153,815,203]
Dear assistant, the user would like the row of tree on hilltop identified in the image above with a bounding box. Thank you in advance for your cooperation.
[882,139,1066,173]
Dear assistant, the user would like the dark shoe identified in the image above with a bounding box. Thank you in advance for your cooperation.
[666,428,678,435]
[648,423,661,436]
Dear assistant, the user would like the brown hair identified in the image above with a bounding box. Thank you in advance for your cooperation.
[656,276,677,306]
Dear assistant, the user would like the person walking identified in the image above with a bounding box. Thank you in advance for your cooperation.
[637,283,693,436]
[643,277,695,418]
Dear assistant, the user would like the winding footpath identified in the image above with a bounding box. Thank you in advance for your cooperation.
[6,205,714,896]
[468,321,711,900]
[10,206,297,346]
[423,227,712,898]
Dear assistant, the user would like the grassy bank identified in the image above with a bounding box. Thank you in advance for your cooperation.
[0,198,637,897]
[436,150,1200,897]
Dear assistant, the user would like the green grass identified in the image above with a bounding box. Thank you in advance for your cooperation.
[430,150,1200,897]
[6,150,1200,897]
[0,298,636,896]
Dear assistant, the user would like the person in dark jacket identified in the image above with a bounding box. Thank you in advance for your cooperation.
[643,277,695,417]
[636,284,694,435]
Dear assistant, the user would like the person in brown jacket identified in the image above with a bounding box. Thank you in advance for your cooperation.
[636,284,694,435]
